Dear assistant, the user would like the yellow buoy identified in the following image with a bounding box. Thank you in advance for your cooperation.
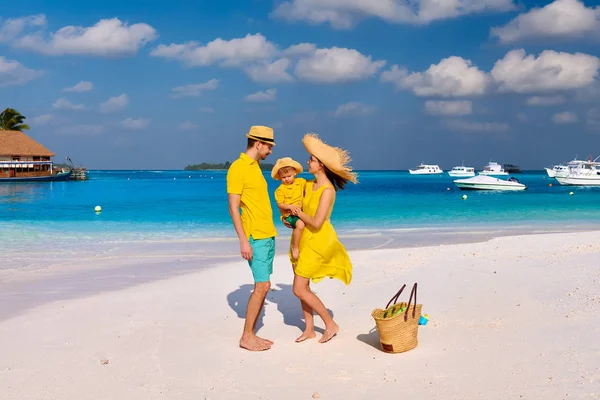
[94,205,102,212]
[569,191,574,196]
[462,194,467,200]
[548,183,552,187]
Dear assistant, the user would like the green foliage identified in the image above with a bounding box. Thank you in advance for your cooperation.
[0,108,30,131]
[184,161,274,171]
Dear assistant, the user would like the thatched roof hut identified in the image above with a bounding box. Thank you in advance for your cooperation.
[0,130,54,157]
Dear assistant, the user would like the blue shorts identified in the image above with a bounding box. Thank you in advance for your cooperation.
[248,236,275,283]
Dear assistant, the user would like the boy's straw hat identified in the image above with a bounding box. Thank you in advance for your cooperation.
[246,125,275,146]
[302,133,358,184]
[271,157,303,180]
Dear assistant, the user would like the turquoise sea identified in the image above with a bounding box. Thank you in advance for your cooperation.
[1,170,599,249]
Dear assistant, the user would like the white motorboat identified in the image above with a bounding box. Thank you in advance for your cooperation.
[545,159,585,178]
[408,163,443,175]
[453,175,527,191]
[478,161,508,176]
[448,165,475,177]
[555,160,600,186]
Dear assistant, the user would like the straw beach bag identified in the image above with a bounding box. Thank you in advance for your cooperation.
[372,283,422,353]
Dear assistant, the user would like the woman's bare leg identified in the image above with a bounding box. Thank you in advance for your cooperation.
[295,299,317,342]
[293,275,339,343]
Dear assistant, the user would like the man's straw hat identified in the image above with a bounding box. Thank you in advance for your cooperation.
[271,157,303,180]
[302,133,358,184]
[246,125,275,146]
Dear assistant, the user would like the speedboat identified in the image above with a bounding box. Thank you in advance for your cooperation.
[453,175,527,191]
[555,159,600,186]
[448,166,475,177]
[478,161,508,176]
[408,163,443,174]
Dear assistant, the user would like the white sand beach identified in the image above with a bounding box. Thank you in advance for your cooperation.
[1,231,599,400]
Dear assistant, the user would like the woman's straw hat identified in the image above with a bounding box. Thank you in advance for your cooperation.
[302,133,358,184]
[271,157,303,180]
[246,125,275,146]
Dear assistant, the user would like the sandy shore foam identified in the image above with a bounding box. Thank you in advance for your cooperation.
[1,231,599,399]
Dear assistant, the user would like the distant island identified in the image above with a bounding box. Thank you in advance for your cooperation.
[184,162,275,171]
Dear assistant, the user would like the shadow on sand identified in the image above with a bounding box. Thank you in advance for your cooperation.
[226,283,333,335]
[356,326,382,350]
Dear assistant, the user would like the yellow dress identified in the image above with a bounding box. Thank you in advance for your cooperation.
[291,181,352,285]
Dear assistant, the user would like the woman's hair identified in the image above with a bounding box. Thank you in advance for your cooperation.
[323,164,348,191]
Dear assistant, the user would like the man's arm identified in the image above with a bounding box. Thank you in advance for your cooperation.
[228,193,252,260]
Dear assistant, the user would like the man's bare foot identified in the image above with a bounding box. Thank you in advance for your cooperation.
[291,246,299,260]
[295,330,316,343]
[257,335,274,345]
[319,324,339,344]
[240,333,272,351]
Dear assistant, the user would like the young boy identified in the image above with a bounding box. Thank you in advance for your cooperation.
[272,157,306,260]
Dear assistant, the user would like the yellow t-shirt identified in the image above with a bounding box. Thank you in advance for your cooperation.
[226,153,277,240]
[274,177,306,217]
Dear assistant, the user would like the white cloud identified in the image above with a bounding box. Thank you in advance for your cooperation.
[244,59,294,83]
[52,98,85,111]
[63,80,93,92]
[272,0,515,29]
[445,119,509,132]
[0,56,43,86]
[552,111,578,124]
[171,79,219,98]
[150,33,276,67]
[0,15,156,56]
[57,124,105,135]
[178,121,197,131]
[121,117,149,130]
[0,14,46,41]
[198,106,215,113]
[245,88,277,102]
[382,56,489,97]
[295,47,385,83]
[526,95,566,106]
[425,100,472,116]
[491,0,600,44]
[282,42,317,57]
[491,49,600,93]
[334,102,376,116]
[30,114,55,125]
[99,94,129,113]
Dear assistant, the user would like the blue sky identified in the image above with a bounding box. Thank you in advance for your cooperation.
[1,0,600,169]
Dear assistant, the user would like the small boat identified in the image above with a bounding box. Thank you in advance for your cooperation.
[408,163,443,175]
[453,175,527,191]
[448,165,475,177]
[478,161,508,176]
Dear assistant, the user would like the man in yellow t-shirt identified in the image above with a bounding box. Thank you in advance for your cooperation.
[226,125,277,352]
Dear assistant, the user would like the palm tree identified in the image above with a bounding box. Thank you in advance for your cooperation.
[0,108,30,131]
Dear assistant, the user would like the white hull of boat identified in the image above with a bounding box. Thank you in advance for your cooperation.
[448,171,475,177]
[408,170,443,175]
[478,171,509,176]
[555,176,600,186]
[545,167,556,178]
[453,176,527,191]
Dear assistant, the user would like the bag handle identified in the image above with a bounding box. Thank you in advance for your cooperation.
[385,284,407,309]
[403,283,418,321]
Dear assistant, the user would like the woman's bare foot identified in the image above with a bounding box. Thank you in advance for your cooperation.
[319,323,339,344]
[295,330,316,343]
[239,333,272,351]
[291,246,299,260]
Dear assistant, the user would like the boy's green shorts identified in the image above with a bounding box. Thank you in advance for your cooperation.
[248,236,275,283]
[284,215,301,229]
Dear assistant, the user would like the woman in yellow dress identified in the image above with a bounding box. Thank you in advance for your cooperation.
[288,133,358,344]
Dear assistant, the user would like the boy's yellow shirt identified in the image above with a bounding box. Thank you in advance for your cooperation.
[275,177,307,216]
[226,153,277,240]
